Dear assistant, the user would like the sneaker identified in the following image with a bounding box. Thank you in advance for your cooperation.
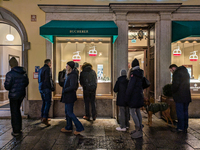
[131,130,143,139]
[11,131,22,137]
[60,128,72,133]
[74,130,84,135]
[116,127,126,132]
[41,118,51,126]
[83,116,90,121]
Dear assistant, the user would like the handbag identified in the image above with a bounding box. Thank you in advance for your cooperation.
[142,77,150,89]
[50,79,55,91]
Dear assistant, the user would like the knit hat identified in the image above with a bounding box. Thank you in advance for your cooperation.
[67,61,75,69]
[131,58,139,68]
[9,57,18,68]
[120,69,127,76]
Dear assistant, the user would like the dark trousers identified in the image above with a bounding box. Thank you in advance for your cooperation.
[83,90,96,118]
[65,103,84,132]
[175,102,189,131]
[10,97,24,133]
[119,106,130,128]
[40,89,52,118]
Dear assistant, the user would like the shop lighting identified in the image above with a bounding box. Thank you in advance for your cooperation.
[129,29,148,41]
[173,46,181,56]
[88,46,97,56]
[6,25,14,41]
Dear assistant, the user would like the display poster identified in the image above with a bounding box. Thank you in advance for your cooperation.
[35,66,40,73]
[97,64,103,80]
[33,72,38,79]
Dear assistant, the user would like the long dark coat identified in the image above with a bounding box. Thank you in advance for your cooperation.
[114,75,129,106]
[61,70,78,104]
[125,68,144,108]
[172,66,191,103]
[4,66,29,100]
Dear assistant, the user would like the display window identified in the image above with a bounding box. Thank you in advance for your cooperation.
[171,37,200,94]
[55,37,112,96]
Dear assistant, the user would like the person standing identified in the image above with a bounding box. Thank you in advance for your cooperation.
[80,62,97,121]
[38,59,54,126]
[60,61,84,135]
[4,57,29,136]
[169,64,191,133]
[126,58,144,138]
[114,69,129,131]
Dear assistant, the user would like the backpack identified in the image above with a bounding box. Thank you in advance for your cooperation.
[83,71,97,92]
[58,69,66,87]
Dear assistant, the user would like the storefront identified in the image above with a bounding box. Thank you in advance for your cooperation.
[39,20,118,117]
[171,21,200,117]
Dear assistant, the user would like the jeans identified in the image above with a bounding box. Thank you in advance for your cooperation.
[130,108,143,130]
[83,90,96,118]
[10,96,24,133]
[119,106,130,128]
[65,103,84,132]
[40,89,52,119]
[175,102,189,131]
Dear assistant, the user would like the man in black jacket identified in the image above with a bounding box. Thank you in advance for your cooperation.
[80,63,97,121]
[4,57,29,137]
[169,64,191,133]
[38,59,54,126]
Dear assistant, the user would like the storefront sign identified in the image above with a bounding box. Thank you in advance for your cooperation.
[72,51,81,61]
[33,72,38,79]
[70,30,89,34]
[173,46,181,56]
[89,46,97,56]
[189,51,198,61]
[190,83,200,94]
[35,66,40,73]
[31,15,37,22]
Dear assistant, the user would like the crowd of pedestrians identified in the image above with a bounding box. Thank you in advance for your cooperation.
[4,57,191,138]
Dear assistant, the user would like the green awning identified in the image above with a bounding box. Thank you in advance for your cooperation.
[40,20,118,43]
[172,21,200,42]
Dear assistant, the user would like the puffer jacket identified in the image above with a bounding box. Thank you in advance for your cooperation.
[125,67,144,108]
[61,70,78,104]
[114,75,129,106]
[4,66,29,100]
[172,66,191,103]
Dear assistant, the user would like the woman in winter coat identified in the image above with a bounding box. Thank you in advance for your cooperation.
[60,61,84,135]
[114,69,129,131]
[126,58,144,139]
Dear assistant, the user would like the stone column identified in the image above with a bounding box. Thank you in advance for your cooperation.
[155,12,172,100]
[114,12,128,84]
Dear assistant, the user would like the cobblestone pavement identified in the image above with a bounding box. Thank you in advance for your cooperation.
[0,112,200,150]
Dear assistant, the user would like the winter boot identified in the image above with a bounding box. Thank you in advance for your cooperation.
[131,130,143,139]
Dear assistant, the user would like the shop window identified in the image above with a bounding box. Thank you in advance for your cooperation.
[55,37,112,96]
[171,39,200,95]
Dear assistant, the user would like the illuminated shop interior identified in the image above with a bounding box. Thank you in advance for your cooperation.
[55,37,112,96]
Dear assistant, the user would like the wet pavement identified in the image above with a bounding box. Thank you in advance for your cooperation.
[0,112,200,150]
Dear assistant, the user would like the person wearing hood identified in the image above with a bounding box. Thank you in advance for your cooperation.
[169,64,191,133]
[38,59,54,126]
[60,61,84,135]
[126,58,144,138]
[114,69,129,131]
[4,57,29,137]
[80,62,97,121]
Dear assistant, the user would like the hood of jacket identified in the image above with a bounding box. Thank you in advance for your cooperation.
[175,66,187,74]
[82,63,92,72]
[12,66,26,74]
[131,67,143,78]
[118,75,127,83]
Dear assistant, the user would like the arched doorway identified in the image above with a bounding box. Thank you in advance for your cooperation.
[0,7,30,117]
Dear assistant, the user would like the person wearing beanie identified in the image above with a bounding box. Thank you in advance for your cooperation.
[114,69,129,131]
[61,61,84,135]
[126,58,144,138]
[9,57,18,68]
[4,57,29,137]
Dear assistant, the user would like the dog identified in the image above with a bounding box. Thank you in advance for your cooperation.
[144,98,174,127]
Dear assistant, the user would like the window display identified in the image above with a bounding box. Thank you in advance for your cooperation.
[55,37,112,96]
[171,38,200,94]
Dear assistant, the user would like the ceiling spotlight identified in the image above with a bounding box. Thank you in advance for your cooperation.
[6,25,14,41]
